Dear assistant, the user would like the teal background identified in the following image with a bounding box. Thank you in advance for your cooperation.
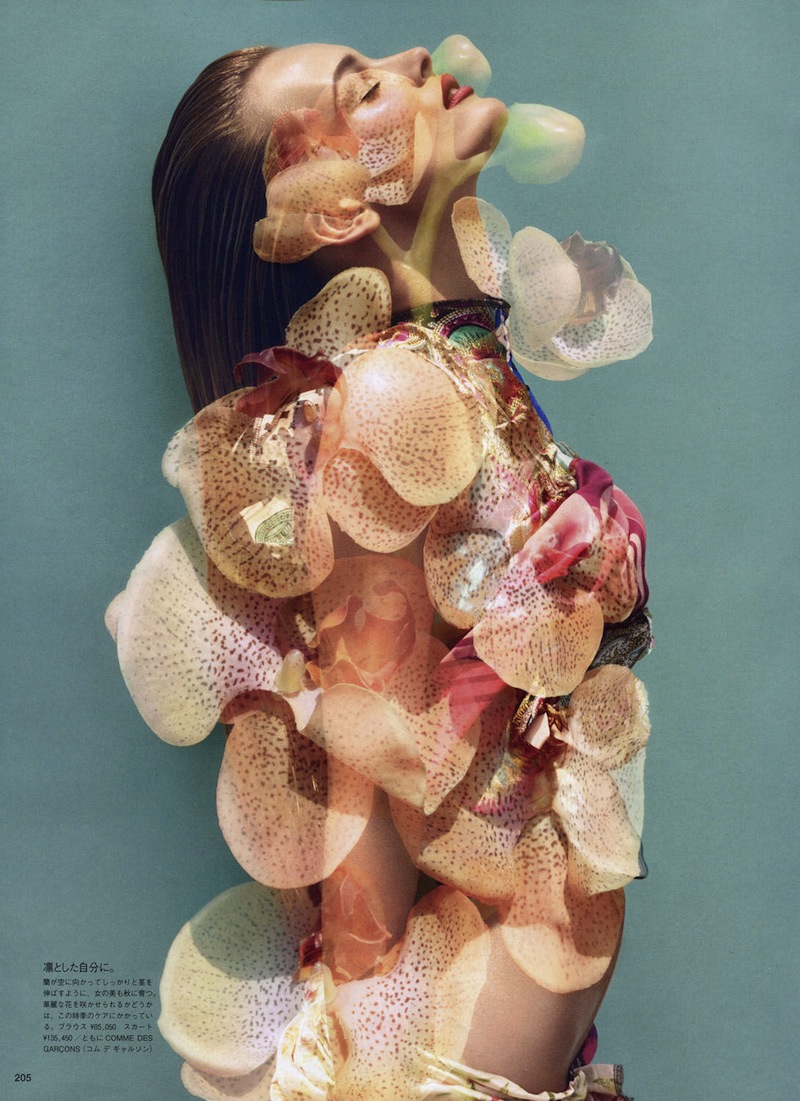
[2,1,796,1097]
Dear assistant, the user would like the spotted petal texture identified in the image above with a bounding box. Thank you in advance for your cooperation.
[159,883,317,1077]
[499,817,625,994]
[320,345,485,507]
[284,268,392,360]
[217,701,374,888]
[165,391,334,598]
[333,888,491,1101]
[106,517,281,746]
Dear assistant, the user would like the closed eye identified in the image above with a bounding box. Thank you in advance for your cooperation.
[360,81,380,103]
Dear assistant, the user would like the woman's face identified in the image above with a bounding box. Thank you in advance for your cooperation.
[244,42,507,167]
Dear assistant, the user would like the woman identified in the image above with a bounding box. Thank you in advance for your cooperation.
[111,39,652,1101]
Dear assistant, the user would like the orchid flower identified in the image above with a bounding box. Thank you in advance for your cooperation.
[452,197,653,380]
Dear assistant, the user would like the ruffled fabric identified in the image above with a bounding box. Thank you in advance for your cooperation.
[108,286,651,1096]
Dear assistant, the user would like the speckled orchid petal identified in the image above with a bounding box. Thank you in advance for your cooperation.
[253,161,373,264]
[159,882,317,1076]
[322,448,437,552]
[424,528,510,629]
[391,692,531,902]
[555,757,644,896]
[451,196,512,299]
[509,342,592,382]
[284,268,392,359]
[217,702,374,888]
[385,631,484,813]
[333,887,491,1101]
[563,666,650,770]
[506,226,583,350]
[106,517,281,746]
[473,571,604,699]
[181,1058,275,1101]
[550,666,649,894]
[165,392,334,598]
[549,274,653,368]
[303,683,426,807]
[337,70,425,205]
[322,346,485,507]
[499,817,625,993]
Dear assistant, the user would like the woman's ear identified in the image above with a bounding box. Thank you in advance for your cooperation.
[305,203,381,249]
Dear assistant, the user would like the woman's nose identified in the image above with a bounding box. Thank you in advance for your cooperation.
[371,47,432,85]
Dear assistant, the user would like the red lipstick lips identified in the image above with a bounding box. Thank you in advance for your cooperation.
[441,73,474,109]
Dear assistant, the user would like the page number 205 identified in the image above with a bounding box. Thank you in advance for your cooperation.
[14,1074,32,1082]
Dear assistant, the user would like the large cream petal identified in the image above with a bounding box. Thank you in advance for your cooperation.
[473,574,604,698]
[563,666,650,769]
[549,277,653,368]
[499,817,624,993]
[333,887,490,1101]
[423,527,510,630]
[506,226,583,350]
[166,392,334,598]
[159,883,317,1077]
[107,517,281,746]
[302,683,426,807]
[451,196,512,299]
[391,692,533,903]
[284,269,392,360]
[322,448,437,552]
[325,346,485,507]
[217,703,374,888]
[553,757,643,896]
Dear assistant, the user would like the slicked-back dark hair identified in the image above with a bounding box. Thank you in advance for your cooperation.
[153,47,327,411]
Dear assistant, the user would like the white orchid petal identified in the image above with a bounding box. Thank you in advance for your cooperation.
[159,883,317,1076]
[550,278,653,367]
[451,197,512,299]
[107,518,281,745]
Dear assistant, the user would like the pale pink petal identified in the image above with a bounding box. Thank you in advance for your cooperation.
[107,518,281,746]
[322,448,436,552]
[506,226,583,349]
[562,666,650,769]
[549,276,653,367]
[302,683,426,807]
[499,817,624,993]
[181,1058,274,1101]
[165,392,334,598]
[553,757,643,895]
[333,887,490,1101]
[473,574,604,698]
[451,196,513,299]
[423,527,510,629]
[159,883,317,1076]
[324,346,485,506]
[284,269,392,359]
[217,703,374,889]
[391,693,534,902]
